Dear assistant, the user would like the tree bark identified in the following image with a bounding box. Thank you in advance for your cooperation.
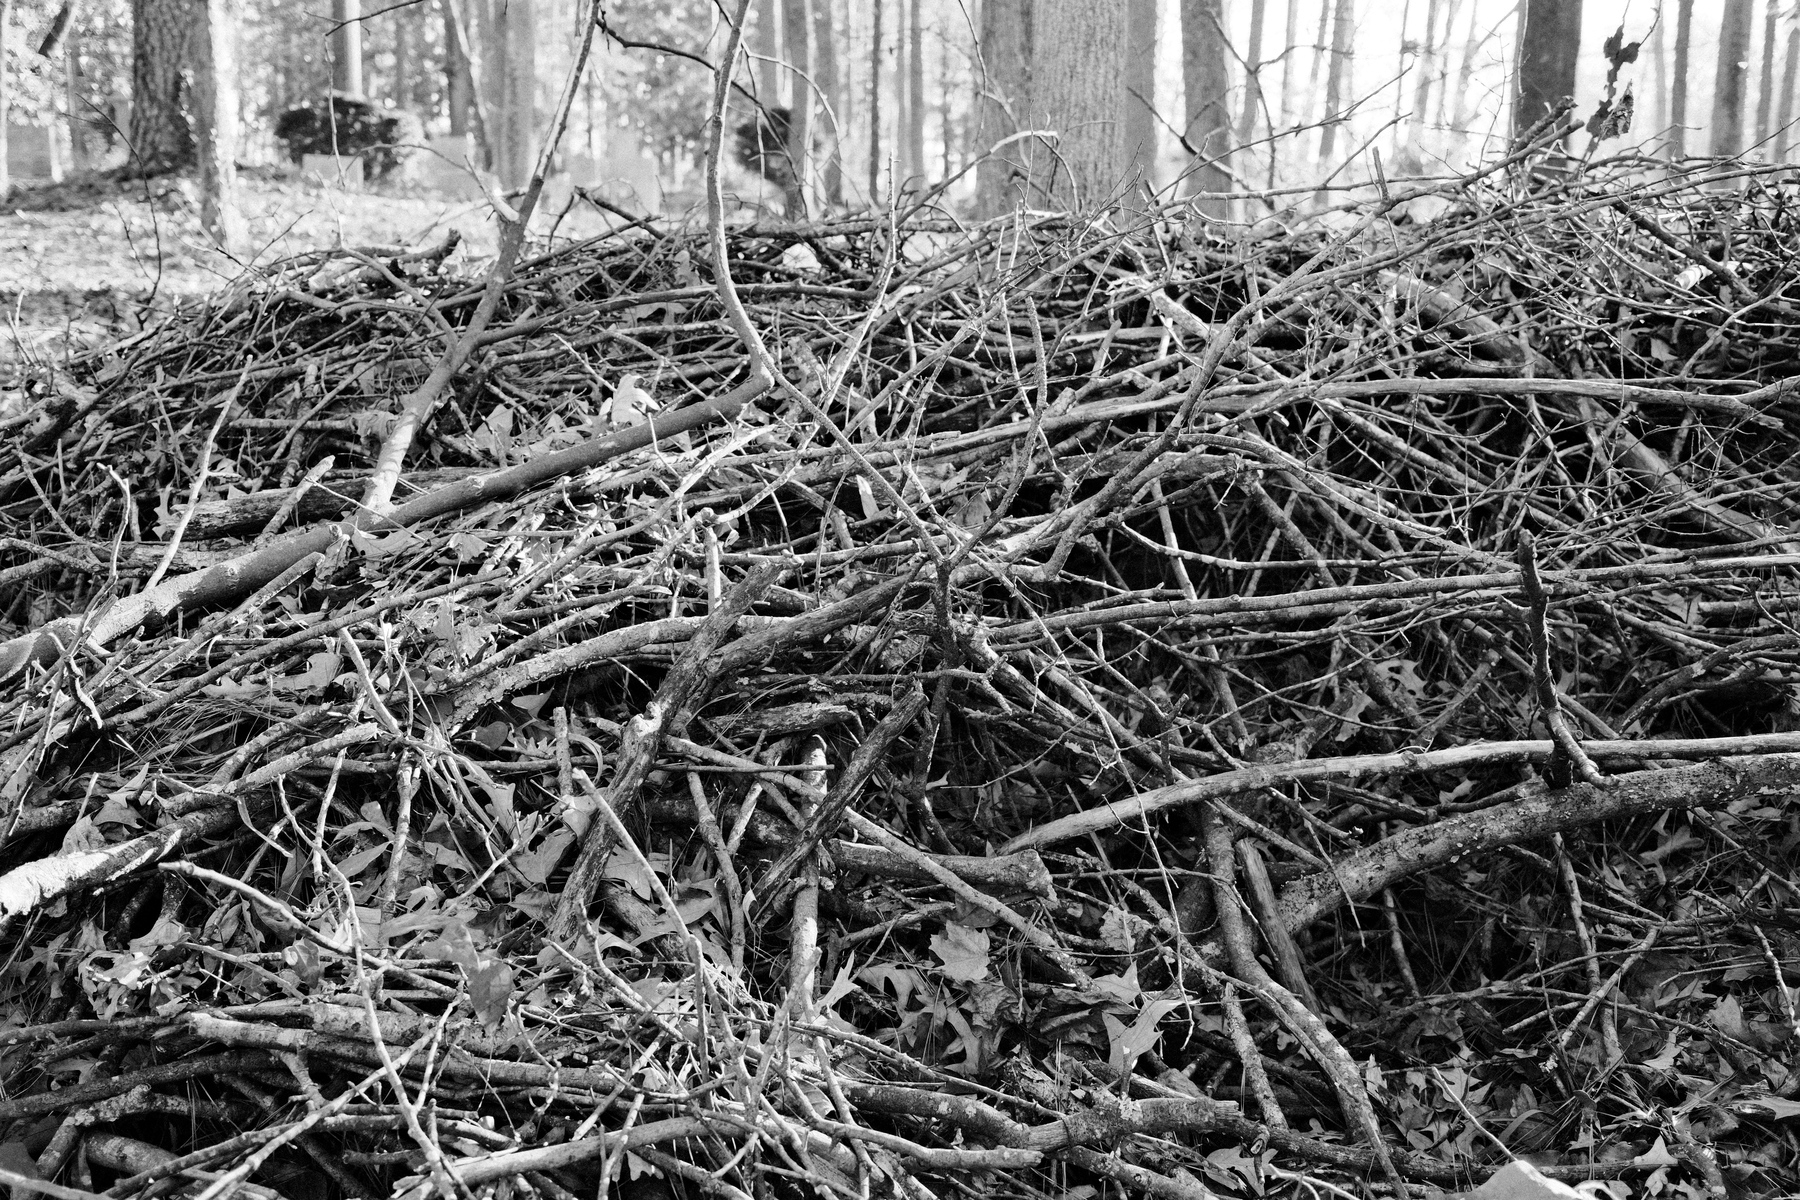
[782,0,811,215]
[1034,0,1125,209]
[1123,0,1157,191]
[1757,0,1779,147]
[191,0,241,252]
[444,0,473,136]
[811,0,842,206]
[1778,13,1800,162]
[1512,0,1580,138]
[495,0,535,188]
[1317,0,1353,162]
[1238,0,1265,145]
[394,5,412,108]
[1181,0,1232,213]
[1670,0,1692,158]
[752,0,780,111]
[868,0,882,198]
[1408,0,1441,144]
[974,0,1030,216]
[331,0,363,95]
[1649,4,1667,150]
[1712,0,1754,157]
[130,0,195,172]
[904,0,924,184]
[1278,0,1300,129]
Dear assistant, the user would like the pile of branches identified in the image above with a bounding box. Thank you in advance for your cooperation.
[4,154,1800,1200]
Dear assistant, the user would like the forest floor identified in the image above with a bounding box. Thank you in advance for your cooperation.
[0,169,625,376]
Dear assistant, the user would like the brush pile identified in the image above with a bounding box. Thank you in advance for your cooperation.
[4,157,1800,1200]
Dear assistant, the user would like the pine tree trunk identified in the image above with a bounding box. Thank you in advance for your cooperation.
[1513,0,1580,137]
[974,0,1030,216]
[1777,15,1799,161]
[812,0,842,206]
[1757,0,1778,146]
[904,0,924,184]
[1670,0,1692,158]
[1318,0,1353,162]
[332,0,363,95]
[1278,0,1299,128]
[1123,0,1157,190]
[1712,0,1754,157]
[444,0,473,135]
[782,0,811,215]
[192,0,241,251]
[1181,0,1232,212]
[1238,0,1266,144]
[131,0,195,172]
[868,0,882,198]
[495,0,535,188]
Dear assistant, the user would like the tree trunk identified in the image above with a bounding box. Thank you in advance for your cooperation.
[332,0,363,95]
[1181,0,1232,213]
[782,0,811,215]
[868,0,882,198]
[1712,0,1754,157]
[752,0,780,110]
[811,0,842,207]
[131,0,194,172]
[1277,0,1299,128]
[1757,0,1779,147]
[394,5,411,109]
[494,0,535,188]
[192,0,241,252]
[1670,0,1692,158]
[1123,0,1157,191]
[1513,0,1580,137]
[1778,13,1800,162]
[66,33,84,171]
[1649,4,1668,150]
[1032,0,1124,209]
[974,0,1030,216]
[1317,0,1353,162]
[1447,1,1484,133]
[1238,0,1266,144]
[1408,0,1441,144]
[904,0,924,184]
[444,0,473,135]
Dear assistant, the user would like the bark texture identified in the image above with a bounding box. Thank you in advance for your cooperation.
[130,0,195,172]
[811,0,842,205]
[904,0,925,183]
[1711,0,1754,157]
[1317,0,1352,161]
[1123,0,1158,192]
[192,0,241,252]
[782,0,812,214]
[1670,0,1692,158]
[1033,0,1126,209]
[973,0,1031,216]
[1513,0,1580,138]
[1180,0,1232,212]
[1778,16,1799,162]
[443,0,473,136]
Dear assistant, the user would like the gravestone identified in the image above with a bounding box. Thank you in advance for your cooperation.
[7,125,62,182]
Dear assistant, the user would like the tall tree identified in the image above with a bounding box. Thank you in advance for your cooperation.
[1670,0,1693,157]
[1713,0,1754,156]
[1034,0,1125,208]
[332,0,363,95]
[394,6,412,109]
[782,0,811,214]
[1123,0,1157,190]
[444,0,474,136]
[192,0,241,251]
[495,0,536,187]
[973,0,1030,215]
[1777,9,1799,161]
[1758,0,1779,146]
[1277,0,1300,127]
[904,0,924,183]
[1513,0,1580,138]
[868,0,882,198]
[1181,0,1232,211]
[1238,0,1266,144]
[1317,0,1353,161]
[752,0,779,110]
[812,0,842,206]
[1649,4,1668,147]
[1408,0,1443,144]
[130,0,194,171]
